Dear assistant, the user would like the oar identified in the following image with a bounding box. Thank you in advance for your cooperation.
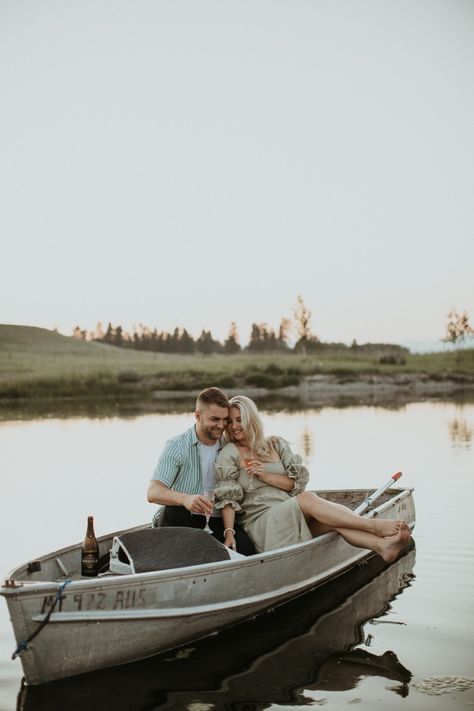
[354,471,402,515]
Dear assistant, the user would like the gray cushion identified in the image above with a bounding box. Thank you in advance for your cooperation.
[115,527,231,573]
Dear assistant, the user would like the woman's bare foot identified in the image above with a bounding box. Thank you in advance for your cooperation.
[370,518,402,537]
[378,524,411,564]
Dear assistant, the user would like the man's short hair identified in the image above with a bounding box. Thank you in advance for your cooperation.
[196,387,229,411]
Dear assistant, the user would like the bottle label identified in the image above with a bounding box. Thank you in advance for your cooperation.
[82,553,98,570]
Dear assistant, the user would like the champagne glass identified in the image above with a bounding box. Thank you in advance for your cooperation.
[203,489,215,533]
[244,457,256,492]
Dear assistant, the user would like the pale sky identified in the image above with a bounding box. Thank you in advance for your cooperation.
[1,0,473,346]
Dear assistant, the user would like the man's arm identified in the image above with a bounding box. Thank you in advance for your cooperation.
[148,437,213,516]
[147,480,212,515]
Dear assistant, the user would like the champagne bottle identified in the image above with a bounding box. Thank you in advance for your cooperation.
[81,516,99,577]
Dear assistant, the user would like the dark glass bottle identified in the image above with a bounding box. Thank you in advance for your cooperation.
[81,516,99,577]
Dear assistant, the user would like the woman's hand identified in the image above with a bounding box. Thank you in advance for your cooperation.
[247,460,295,492]
[247,460,268,482]
[224,529,236,551]
[222,506,237,550]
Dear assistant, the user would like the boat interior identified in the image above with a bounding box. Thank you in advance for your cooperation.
[5,488,404,585]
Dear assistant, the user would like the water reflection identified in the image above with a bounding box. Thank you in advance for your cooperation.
[2,392,473,423]
[448,416,472,450]
[299,424,314,460]
[18,546,415,711]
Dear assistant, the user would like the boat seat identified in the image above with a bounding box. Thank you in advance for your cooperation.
[109,526,238,574]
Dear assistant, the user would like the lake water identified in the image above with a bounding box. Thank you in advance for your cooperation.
[1,399,473,710]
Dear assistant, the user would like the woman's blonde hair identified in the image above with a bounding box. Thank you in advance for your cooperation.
[225,395,276,461]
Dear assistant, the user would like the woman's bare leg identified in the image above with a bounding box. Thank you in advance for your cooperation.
[297,491,401,537]
[335,523,411,564]
[308,519,333,537]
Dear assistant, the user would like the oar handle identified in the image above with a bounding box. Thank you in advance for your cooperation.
[354,471,403,515]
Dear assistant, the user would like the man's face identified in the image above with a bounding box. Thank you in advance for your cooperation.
[195,404,229,444]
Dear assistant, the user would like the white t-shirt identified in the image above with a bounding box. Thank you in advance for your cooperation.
[199,440,220,490]
[199,441,220,516]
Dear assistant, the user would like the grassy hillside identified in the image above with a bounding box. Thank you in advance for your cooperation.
[1,325,473,401]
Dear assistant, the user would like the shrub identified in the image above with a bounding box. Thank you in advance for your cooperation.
[264,363,284,375]
[214,375,237,388]
[286,366,303,376]
[280,374,300,387]
[379,355,406,365]
[244,373,279,389]
[117,369,140,383]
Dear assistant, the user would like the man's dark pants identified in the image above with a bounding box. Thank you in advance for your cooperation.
[153,506,256,556]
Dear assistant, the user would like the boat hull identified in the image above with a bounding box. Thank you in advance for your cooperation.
[1,488,415,684]
[18,545,416,710]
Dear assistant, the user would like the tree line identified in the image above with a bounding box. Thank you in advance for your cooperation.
[72,319,311,354]
[72,295,410,356]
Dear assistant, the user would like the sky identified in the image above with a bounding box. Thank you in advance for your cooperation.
[1,0,473,347]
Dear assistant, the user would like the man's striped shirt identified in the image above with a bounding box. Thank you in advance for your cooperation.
[152,426,223,494]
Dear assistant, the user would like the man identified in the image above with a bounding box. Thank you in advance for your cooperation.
[147,387,256,555]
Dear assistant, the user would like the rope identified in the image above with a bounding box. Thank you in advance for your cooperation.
[12,578,72,660]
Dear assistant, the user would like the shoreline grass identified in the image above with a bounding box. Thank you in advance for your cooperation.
[1,325,474,402]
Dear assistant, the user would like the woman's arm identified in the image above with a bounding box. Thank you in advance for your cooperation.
[249,461,295,492]
[271,437,310,496]
[222,504,237,549]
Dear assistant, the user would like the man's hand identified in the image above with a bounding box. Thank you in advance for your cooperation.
[148,481,214,513]
[182,494,214,516]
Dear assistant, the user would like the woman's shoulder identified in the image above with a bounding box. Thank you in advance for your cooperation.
[215,442,241,482]
[268,435,290,451]
[217,441,240,460]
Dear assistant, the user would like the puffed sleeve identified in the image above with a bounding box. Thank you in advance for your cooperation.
[214,443,244,511]
[273,437,309,496]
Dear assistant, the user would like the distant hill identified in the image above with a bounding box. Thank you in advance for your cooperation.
[0,324,105,352]
[0,324,160,371]
[0,324,138,362]
[0,324,172,397]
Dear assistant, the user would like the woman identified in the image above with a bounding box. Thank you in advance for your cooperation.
[214,395,411,561]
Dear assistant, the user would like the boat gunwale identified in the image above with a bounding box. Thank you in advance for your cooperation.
[1,487,414,597]
[30,545,369,623]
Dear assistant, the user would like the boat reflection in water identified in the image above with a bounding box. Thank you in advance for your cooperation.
[18,544,415,711]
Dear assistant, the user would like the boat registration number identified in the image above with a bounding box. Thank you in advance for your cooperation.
[41,587,147,614]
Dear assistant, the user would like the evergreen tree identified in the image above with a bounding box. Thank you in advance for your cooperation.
[180,328,195,353]
[224,322,241,354]
[114,325,123,347]
[103,323,114,344]
[196,329,216,355]
[277,318,292,350]
[247,323,278,352]
[248,323,263,352]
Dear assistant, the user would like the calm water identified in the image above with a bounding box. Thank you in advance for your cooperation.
[1,400,473,710]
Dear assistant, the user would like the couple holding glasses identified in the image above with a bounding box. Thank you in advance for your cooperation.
[147,387,411,562]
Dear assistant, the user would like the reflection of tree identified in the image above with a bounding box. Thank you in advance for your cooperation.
[300,425,314,461]
[448,418,472,449]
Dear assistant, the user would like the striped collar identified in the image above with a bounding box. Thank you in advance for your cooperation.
[190,425,225,451]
